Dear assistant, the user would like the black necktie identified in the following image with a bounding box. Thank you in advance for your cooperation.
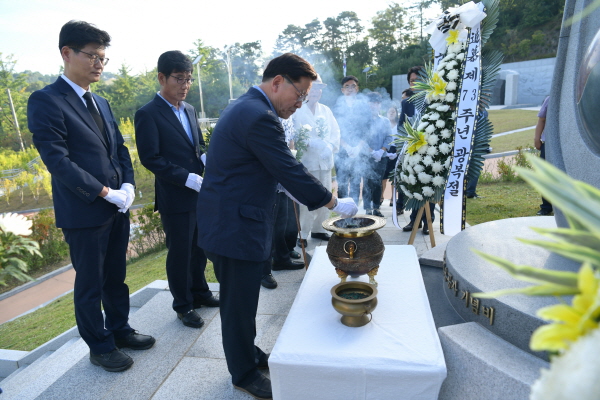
[82,92,107,143]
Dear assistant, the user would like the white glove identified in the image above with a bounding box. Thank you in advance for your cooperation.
[201,153,207,166]
[185,173,203,192]
[371,149,385,162]
[332,197,358,218]
[386,152,398,160]
[118,183,135,213]
[104,188,128,209]
[308,138,326,151]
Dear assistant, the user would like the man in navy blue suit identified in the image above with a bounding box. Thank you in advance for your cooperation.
[197,53,358,399]
[28,20,154,373]
[135,51,219,329]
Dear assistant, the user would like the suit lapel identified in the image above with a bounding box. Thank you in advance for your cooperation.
[154,95,195,150]
[57,78,109,149]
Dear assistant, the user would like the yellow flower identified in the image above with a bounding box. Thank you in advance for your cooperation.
[446,29,460,45]
[426,73,447,102]
[530,264,600,353]
[407,132,427,154]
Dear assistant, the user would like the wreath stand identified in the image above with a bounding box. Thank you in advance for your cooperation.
[407,201,436,248]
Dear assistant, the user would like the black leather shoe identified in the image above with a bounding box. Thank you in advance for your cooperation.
[365,209,373,215]
[177,310,205,328]
[272,260,304,271]
[289,250,301,259]
[234,374,272,400]
[466,193,481,199]
[90,349,133,372]
[311,232,330,241]
[261,274,277,289]
[296,238,307,248]
[372,209,384,217]
[257,353,270,369]
[396,208,404,215]
[422,225,430,235]
[193,294,220,308]
[115,330,156,350]
[403,221,422,231]
[536,209,552,216]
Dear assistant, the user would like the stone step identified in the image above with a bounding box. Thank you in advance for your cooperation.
[437,322,549,400]
[0,337,88,399]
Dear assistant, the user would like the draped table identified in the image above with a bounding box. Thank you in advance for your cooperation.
[270,245,447,400]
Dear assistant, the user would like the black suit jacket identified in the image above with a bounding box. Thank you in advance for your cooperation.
[134,95,205,214]
[197,87,331,262]
[28,76,134,229]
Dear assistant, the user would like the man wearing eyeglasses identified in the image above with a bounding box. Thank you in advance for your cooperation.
[197,53,357,399]
[28,20,155,373]
[135,51,219,330]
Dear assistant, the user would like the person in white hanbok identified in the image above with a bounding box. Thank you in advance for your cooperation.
[293,75,341,242]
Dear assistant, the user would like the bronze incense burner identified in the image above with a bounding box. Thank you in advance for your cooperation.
[322,215,386,286]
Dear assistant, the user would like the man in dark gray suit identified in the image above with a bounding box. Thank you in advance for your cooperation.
[197,53,357,399]
[28,20,154,372]
[135,51,219,330]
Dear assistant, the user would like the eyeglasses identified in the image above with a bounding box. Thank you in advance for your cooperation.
[168,75,195,86]
[71,48,109,66]
[342,84,358,90]
[283,75,308,104]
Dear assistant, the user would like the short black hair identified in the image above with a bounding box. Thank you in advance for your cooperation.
[341,76,359,86]
[402,88,414,97]
[157,51,193,76]
[366,92,382,103]
[59,20,110,51]
[407,66,423,84]
[262,53,317,82]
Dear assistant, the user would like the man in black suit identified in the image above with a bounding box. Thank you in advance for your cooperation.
[135,51,219,329]
[28,20,154,372]
[197,53,358,399]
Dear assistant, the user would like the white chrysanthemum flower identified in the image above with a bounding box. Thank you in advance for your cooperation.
[446,60,457,69]
[425,125,436,134]
[290,149,298,158]
[439,142,452,154]
[437,62,447,70]
[417,144,429,154]
[430,113,440,121]
[422,186,435,197]
[444,157,452,169]
[411,154,423,165]
[302,124,312,131]
[446,70,459,81]
[530,329,600,400]
[441,129,452,139]
[436,120,446,128]
[445,92,456,102]
[418,122,429,131]
[0,213,33,236]
[437,105,451,113]
[431,161,444,173]
[413,193,423,200]
[427,134,439,145]
[413,164,425,173]
[406,165,414,175]
[443,53,456,61]
[408,174,417,185]
[417,171,431,183]
[446,82,457,91]
[456,53,465,61]
[430,103,442,110]
[449,44,463,53]
[437,69,445,77]
[423,155,434,166]
[427,146,439,156]
[403,188,413,198]
[432,175,446,186]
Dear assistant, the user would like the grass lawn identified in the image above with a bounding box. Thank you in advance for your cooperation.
[490,129,535,154]
[0,249,216,351]
[465,180,543,226]
[488,109,538,134]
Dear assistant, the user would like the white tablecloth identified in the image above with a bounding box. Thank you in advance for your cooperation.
[270,245,446,400]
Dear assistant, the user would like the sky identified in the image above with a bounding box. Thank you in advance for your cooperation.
[0,0,425,76]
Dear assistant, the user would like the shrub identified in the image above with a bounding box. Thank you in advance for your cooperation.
[497,158,518,182]
[22,209,69,273]
[128,204,166,262]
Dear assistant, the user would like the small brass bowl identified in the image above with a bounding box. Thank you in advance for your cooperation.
[331,281,378,327]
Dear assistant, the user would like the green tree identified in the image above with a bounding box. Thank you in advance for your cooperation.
[0,54,31,150]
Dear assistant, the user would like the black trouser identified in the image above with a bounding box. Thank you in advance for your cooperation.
[265,192,298,275]
[206,251,268,386]
[161,210,211,313]
[539,143,553,212]
[362,157,387,211]
[63,212,133,354]
[409,202,436,226]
